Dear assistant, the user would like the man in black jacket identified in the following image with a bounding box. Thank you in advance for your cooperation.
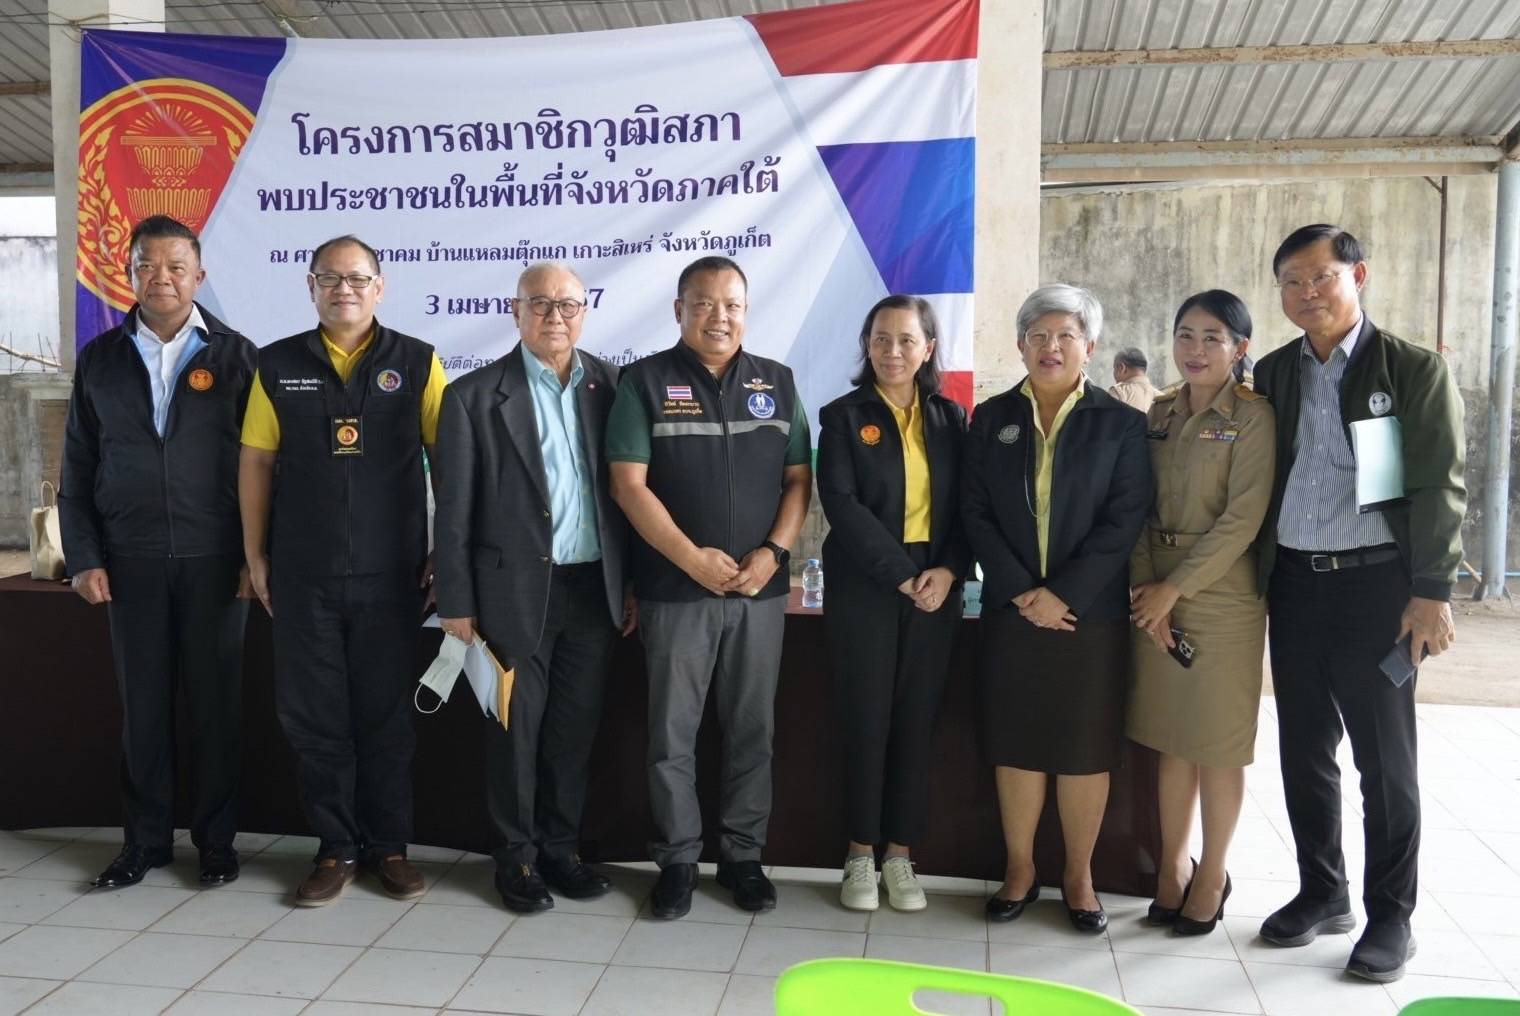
[60,215,257,889]
[240,235,447,907]
[434,262,635,914]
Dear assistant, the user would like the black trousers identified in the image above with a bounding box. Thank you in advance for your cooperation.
[271,570,421,862]
[488,563,618,869]
[1268,552,1419,923]
[105,554,247,850]
[823,545,960,847]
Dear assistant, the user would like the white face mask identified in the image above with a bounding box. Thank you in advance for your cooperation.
[414,619,509,722]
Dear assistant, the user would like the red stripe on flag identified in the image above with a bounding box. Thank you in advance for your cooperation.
[747,0,978,77]
[941,370,973,412]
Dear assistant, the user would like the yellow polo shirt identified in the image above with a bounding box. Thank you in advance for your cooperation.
[1020,379,1084,576]
[876,384,931,544]
[240,330,448,451]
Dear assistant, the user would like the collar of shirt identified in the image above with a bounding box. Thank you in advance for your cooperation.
[131,303,207,357]
[872,383,920,428]
[522,343,583,391]
[1301,311,1364,364]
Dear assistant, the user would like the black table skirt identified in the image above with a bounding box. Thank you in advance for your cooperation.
[0,574,1160,895]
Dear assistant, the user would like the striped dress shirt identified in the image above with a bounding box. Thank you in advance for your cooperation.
[1275,315,1396,552]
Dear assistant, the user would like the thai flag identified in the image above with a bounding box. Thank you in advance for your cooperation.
[747,0,977,409]
[666,385,693,400]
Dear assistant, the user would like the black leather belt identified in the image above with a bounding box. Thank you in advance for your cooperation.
[1279,544,1400,573]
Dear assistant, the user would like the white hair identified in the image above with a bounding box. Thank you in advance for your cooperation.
[1016,284,1104,344]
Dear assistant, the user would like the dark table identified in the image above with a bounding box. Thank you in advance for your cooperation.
[0,573,1159,894]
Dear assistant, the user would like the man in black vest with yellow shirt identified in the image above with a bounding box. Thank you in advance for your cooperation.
[239,235,447,906]
[608,256,812,919]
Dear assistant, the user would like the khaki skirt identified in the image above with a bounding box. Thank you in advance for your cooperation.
[1126,533,1266,768]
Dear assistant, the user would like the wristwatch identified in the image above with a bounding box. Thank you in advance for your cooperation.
[762,540,791,568]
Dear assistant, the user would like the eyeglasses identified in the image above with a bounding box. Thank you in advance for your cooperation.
[1275,268,1348,295]
[524,297,587,319]
[310,272,378,289]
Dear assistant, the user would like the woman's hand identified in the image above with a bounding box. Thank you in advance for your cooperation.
[911,567,956,613]
[1130,581,1180,644]
[1014,587,1077,631]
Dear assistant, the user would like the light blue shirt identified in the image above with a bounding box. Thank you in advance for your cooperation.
[130,305,208,437]
[1277,312,1395,552]
[522,344,601,564]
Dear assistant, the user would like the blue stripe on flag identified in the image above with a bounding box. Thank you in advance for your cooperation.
[817,137,974,296]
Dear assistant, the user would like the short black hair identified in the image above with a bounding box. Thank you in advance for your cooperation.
[850,294,943,394]
[312,234,381,274]
[1272,224,1366,277]
[1173,289,1253,342]
[676,256,747,299]
[1113,347,1147,371]
[129,215,200,263]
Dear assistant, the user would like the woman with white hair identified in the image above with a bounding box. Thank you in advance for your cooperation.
[961,284,1151,933]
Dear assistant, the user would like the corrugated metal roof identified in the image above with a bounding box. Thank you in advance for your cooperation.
[2,0,1519,175]
[1042,0,1520,143]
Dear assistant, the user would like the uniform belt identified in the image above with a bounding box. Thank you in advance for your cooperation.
[1279,544,1399,573]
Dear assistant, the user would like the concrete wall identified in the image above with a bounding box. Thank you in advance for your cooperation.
[0,236,61,372]
[1033,174,1515,575]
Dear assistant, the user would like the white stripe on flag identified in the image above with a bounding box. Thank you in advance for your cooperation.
[779,59,976,148]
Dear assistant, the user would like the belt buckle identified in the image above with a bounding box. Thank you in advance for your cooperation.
[1309,553,1336,572]
[1158,532,1178,548]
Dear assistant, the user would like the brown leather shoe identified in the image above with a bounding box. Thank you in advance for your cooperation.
[364,854,426,900]
[295,858,357,907]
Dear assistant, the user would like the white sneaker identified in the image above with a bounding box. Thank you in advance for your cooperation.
[840,855,879,911]
[882,856,927,911]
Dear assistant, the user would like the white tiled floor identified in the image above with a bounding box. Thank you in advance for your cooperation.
[3,701,1520,1014]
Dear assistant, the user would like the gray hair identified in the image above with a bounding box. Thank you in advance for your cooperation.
[516,261,585,297]
[1113,346,1147,371]
[1015,284,1104,344]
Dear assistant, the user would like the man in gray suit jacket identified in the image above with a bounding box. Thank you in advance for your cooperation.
[433,262,634,914]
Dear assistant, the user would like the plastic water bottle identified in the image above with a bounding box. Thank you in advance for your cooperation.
[801,558,824,609]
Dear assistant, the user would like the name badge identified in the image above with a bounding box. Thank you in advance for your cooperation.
[331,416,364,456]
[1198,428,1239,442]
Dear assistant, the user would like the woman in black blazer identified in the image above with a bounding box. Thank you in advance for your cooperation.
[961,284,1151,933]
[817,295,972,914]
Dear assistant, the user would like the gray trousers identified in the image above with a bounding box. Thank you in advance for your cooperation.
[641,596,787,867]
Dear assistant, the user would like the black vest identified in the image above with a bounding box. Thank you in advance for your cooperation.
[623,341,800,601]
[259,323,433,577]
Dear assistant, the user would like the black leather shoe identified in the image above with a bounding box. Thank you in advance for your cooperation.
[717,860,777,913]
[539,854,611,900]
[1061,888,1108,934]
[986,882,1041,923]
[1347,921,1416,983]
[91,845,173,888]
[1146,858,1197,926]
[1260,893,1355,947]
[198,846,240,886]
[651,862,698,919]
[496,863,554,914]
[1174,872,1230,937]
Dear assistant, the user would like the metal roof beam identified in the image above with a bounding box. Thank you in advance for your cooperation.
[0,82,50,98]
[1043,135,1504,182]
[1045,38,1520,70]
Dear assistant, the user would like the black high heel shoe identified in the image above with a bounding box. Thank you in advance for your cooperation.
[1061,887,1108,934]
[1146,857,1198,926]
[986,881,1041,923]
[1173,871,1231,937]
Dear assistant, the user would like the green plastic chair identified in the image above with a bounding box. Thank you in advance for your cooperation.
[1398,1000,1520,1015]
[774,958,1144,1015]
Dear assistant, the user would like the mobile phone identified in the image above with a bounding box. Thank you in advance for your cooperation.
[1168,628,1196,669]
[1379,634,1427,688]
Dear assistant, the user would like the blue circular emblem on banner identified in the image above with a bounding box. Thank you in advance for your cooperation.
[747,392,776,419]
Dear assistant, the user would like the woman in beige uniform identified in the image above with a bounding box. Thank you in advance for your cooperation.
[1128,290,1275,937]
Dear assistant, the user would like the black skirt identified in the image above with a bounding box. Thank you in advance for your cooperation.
[978,604,1128,775]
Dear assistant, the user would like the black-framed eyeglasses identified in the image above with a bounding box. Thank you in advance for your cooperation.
[310,272,378,289]
[525,297,587,319]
